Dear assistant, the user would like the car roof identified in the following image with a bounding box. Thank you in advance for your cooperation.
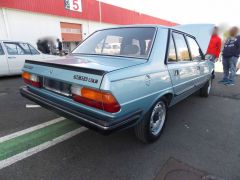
[93,24,194,38]
[98,24,168,30]
[0,40,31,43]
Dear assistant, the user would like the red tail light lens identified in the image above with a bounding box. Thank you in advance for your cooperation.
[22,72,42,88]
[71,86,120,113]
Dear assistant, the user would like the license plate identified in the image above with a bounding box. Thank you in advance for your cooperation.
[43,78,71,97]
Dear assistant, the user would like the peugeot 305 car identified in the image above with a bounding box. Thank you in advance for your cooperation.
[20,25,214,143]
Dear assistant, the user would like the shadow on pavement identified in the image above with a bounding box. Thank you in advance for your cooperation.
[211,72,240,100]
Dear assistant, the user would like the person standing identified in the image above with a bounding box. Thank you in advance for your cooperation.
[219,27,240,86]
[37,40,44,53]
[206,26,222,62]
[206,26,222,78]
[42,40,50,54]
[57,39,63,56]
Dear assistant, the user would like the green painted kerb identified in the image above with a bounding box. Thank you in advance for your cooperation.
[0,119,81,160]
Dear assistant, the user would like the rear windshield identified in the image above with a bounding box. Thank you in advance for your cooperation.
[72,27,156,59]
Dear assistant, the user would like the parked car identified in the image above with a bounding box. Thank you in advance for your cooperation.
[20,25,214,143]
[0,40,58,77]
[95,43,121,55]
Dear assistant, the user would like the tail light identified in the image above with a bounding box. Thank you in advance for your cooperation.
[71,86,120,113]
[22,72,42,88]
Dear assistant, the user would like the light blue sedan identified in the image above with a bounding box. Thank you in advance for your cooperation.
[20,25,214,143]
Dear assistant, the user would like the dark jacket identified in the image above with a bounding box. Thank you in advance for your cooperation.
[222,35,240,58]
[58,41,63,51]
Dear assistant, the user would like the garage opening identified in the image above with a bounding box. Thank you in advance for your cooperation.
[60,22,82,52]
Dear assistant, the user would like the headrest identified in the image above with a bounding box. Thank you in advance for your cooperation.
[122,44,140,55]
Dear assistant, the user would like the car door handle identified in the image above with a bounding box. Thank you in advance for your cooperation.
[174,70,180,76]
[8,56,16,59]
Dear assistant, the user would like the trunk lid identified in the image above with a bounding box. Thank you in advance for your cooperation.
[22,55,146,89]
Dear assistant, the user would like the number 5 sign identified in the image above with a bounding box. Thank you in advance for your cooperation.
[64,0,82,12]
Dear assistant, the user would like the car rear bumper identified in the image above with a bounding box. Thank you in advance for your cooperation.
[20,86,142,134]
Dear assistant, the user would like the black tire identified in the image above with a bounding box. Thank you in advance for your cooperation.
[134,98,167,143]
[212,70,215,79]
[200,78,212,97]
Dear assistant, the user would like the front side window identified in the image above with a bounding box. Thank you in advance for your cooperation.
[73,27,156,59]
[186,36,202,60]
[173,33,191,62]
[0,44,4,55]
[168,35,177,62]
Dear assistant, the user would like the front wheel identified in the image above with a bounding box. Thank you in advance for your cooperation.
[134,99,167,143]
[200,78,212,97]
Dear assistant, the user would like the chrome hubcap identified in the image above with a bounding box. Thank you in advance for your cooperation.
[150,101,166,135]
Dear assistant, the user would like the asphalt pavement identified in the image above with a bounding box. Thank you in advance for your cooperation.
[0,72,239,180]
[0,76,58,137]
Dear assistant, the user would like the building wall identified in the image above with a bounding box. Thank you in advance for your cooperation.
[0,9,9,39]
[0,0,177,51]
[0,8,116,48]
[0,0,176,26]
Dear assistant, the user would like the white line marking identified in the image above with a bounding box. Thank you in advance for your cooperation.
[0,117,65,143]
[0,127,87,170]
[0,92,7,97]
[26,104,41,108]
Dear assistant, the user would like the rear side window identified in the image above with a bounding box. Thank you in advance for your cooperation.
[168,35,177,62]
[19,43,32,55]
[173,33,191,62]
[186,36,202,60]
[0,44,4,55]
[28,44,40,55]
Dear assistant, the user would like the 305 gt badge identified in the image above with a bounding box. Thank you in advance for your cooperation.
[73,75,98,84]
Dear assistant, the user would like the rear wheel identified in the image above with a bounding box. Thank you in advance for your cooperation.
[200,78,212,97]
[134,99,167,143]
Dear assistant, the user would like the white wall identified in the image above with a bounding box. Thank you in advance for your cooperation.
[87,21,116,35]
[0,9,9,39]
[0,8,116,48]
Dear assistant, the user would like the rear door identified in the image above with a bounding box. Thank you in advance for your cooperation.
[0,43,9,76]
[167,31,199,99]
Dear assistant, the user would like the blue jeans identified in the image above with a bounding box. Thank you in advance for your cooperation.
[222,56,238,83]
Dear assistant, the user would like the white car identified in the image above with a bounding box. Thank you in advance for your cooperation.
[0,40,57,77]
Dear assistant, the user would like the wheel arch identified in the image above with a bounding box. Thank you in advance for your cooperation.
[146,90,174,113]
